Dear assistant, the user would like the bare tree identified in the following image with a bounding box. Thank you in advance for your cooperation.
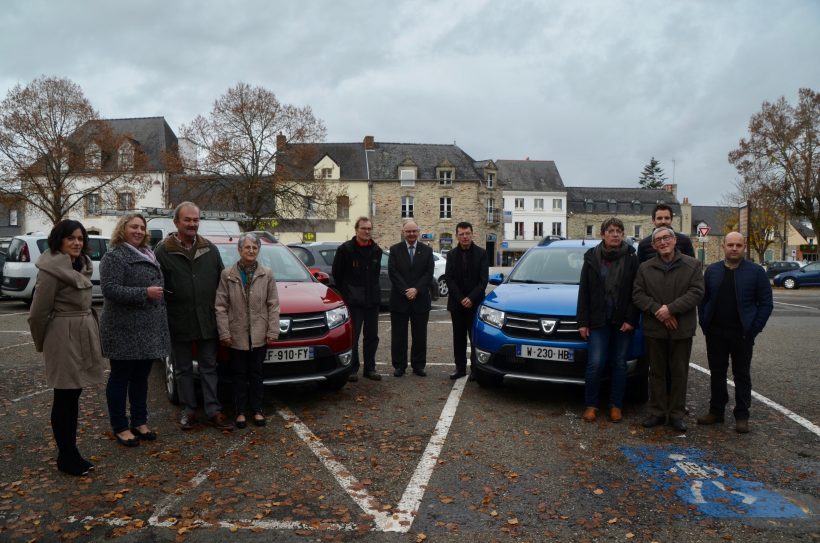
[0,76,153,226]
[721,181,787,263]
[179,82,345,231]
[728,88,820,241]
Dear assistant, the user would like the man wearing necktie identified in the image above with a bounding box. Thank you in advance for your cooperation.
[388,220,434,377]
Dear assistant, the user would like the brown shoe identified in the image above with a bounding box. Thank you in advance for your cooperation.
[696,412,725,425]
[609,407,623,423]
[179,411,197,430]
[209,412,233,431]
[735,419,750,434]
[582,407,597,422]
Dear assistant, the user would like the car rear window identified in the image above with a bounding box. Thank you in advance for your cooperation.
[318,249,337,265]
[4,238,26,262]
[288,246,314,266]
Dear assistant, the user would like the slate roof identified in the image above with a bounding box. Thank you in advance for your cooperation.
[690,205,736,234]
[365,143,482,181]
[284,143,369,180]
[77,117,178,171]
[790,219,815,240]
[566,187,681,215]
[496,160,565,192]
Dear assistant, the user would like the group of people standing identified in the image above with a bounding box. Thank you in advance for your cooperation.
[578,204,773,434]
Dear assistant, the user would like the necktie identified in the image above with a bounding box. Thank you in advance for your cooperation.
[409,245,415,264]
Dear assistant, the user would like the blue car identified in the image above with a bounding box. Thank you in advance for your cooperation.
[472,240,649,401]
[773,261,820,289]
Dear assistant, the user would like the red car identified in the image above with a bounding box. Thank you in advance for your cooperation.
[164,235,354,403]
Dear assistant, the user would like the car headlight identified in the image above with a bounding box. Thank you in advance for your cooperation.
[479,305,505,329]
[326,305,350,329]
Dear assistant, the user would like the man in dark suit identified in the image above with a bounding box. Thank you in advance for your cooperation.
[637,203,695,263]
[445,221,489,380]
[388,220,435,377]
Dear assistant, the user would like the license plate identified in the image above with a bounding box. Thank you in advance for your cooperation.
[516,344,574,362]
[265,347,314,363]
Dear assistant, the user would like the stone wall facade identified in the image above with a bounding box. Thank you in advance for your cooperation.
[567,212,684,242]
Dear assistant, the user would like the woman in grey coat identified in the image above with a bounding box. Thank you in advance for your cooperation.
[29,220,106,476]
[100,214,169,447]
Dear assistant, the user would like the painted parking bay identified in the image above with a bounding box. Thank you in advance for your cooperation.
[622,446,809,519]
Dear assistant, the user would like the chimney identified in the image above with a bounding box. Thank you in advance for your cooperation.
[363,135,375,150]
[276,133,286,151]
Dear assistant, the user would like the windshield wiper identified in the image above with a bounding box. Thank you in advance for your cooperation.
[509,278,544,284]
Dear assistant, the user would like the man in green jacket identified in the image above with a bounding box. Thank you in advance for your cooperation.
[155,202,230,431]
[633,226,704,433]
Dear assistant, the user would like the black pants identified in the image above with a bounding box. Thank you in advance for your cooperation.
[450,306,478,372]
[705,329,754,420]
[52,388,82,460]
[391,311,429,371]
[230,346,266,415]
[106,358,153,433]
[349,305,379,374]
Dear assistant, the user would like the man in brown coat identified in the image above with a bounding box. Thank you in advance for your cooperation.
[633,226,704,432]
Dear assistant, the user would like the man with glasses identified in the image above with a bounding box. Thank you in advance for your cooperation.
[637,203,695,263]
[633,226,704,432]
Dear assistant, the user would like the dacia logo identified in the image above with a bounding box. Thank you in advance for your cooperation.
[279,318,291,335]
[540,319,557,334]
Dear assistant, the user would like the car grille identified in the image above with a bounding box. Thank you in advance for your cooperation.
[280,312,328,340]
[502,312,581,341]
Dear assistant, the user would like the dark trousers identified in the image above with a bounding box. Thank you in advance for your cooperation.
[450,306,478,372]
[390,311,429,371]
[106,358,154,433]
[705,329,754,420]
[230,346,266,415]
[645,336,692,419]
[52,388,82,460]
[172,339,221,417]
[350,305,379,373]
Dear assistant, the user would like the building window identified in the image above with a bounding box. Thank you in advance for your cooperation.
[320,167,333,179]
[534,222,544,237]
[634,224,641,238]
[305,196,317,218]
[607,199,617,213]
[585,224,594,237]
[9,209,18,226]
[400,169,416,187]
[86,193,101,215]
[514,222,524,239]
[336,195,350,220]
[514,198,525,210]
[487,198,496,223]
[552,198,562,210]
[534,198,544,211]
[486,172,495,188]
[632,200,641,213]
[117,192,134,211]
[401,196,414,218]
[584,199,594,212]
[438,169,453,186]
[552,222,562,236]
[85,143,101,170]
[118,142,134,170]
[440,197,452,219]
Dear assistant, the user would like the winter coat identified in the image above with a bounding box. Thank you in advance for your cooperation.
[331,237,383,307]
[577,244,640,329]
[637,232,695,263]
[215,263,281,351]
[99,244,170,360]
[445,243,489,312]
[632,252,704,339]
[28,251,106,388]
[699,259,773,339]
[155,234,224,341]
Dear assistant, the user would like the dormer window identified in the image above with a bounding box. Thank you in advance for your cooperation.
[438,169,453,186]
[486,172,495,189]
[607,199,617,213]
[318,167,333,179]
[118,142,134,170]
[584,199,594,212]
[400,169,416,187]
[85,143,101,170]
[632,199,641,213]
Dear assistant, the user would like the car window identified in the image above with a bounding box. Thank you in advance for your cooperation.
[288,246,314,266]
[318,249,337,266]
[217,244,314,282]
[508,248,587,284]
[87,238,108,261]
[4,238,25,262]
[805,262,820,272]
[37,239,49,254]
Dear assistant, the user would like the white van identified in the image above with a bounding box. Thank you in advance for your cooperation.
[147,217,241,247]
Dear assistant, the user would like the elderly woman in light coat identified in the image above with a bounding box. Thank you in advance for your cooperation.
[100,213,170,447]
[215,233,280,428]
[29,220,106,476]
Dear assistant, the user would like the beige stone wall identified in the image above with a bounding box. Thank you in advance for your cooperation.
[567,212,683,242]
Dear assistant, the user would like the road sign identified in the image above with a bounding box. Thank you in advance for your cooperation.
[697,222,711,238]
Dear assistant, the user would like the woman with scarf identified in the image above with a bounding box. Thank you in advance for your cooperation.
[29,220,106,475]
[577,218,639,423]
[215,232,280,428]
[100,213,169,447]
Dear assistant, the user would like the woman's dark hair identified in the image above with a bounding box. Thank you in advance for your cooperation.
[48,219,90,255]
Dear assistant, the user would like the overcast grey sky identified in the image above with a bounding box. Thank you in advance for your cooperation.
[2,0,818,205]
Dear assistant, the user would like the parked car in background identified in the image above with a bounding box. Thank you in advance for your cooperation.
[537,235,567,246]
[471,239,648,401]
[164,235,354,404]
[378,250,440,307]
[432,251,448,296]
[1,233,109,303]
[773,261,820,289]
[765,260,801,279]
[287,242,343,286]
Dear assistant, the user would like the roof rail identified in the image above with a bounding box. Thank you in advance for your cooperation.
[245,230,278,243]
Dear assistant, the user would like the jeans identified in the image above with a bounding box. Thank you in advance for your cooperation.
[584,324,633,408]
[106,358,154,433]
[349,305,379,373]
[172,339,221,417]
[705,329,754,420]
[231,346,266,415]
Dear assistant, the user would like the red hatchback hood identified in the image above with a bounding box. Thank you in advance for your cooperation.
[276,282,344,313]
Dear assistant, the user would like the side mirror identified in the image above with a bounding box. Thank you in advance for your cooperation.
[312,270,331,284]
[489,273,504,286]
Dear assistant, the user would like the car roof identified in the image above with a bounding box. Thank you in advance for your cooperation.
[206,235,279,246]
[14,233,109,240]
[530,239,600,249]
[288,242,343,247]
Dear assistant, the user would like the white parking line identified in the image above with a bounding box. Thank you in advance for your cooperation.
[0,330,31,333]
[0,312,29,317]
[689,362,820,438]
[11,388,50,403]
[0,341,33,351]
[773,300,819,311]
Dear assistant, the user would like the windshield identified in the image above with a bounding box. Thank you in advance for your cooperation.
[507,247,588,285]
[216,244,315,282]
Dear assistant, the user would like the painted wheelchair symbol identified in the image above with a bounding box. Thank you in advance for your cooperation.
[667,453,756,505]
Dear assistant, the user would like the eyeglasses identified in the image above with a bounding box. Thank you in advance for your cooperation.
[653,234,675,244]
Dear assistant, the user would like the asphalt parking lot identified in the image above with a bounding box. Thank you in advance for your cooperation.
[0,290,818,542]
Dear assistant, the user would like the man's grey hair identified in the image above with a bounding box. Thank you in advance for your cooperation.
[173,201,200,222]
[651,226,675,241]
[237,232,261,251]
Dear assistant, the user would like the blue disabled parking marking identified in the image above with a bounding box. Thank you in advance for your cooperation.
[621,446,807,519]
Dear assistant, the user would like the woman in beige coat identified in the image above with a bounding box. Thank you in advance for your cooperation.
[215,233,280,428]
[28,220,106,476]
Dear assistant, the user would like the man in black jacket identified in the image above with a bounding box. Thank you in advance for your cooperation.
[637,204,695,263]
[388,220,434,377]
[331,217,383,381]
[445,222,489,380]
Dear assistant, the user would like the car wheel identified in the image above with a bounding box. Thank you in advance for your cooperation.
[783,277,797,289]
[438,276,449,297]
[474,368,503,388]
[165,354,180,405]
[321,373,349,391]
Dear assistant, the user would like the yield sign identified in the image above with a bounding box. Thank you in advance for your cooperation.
[697,224,711,237]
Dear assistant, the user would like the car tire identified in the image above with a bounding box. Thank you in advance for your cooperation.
[474,368,503,388]
[165,353,180,405]
[321,373,349,391]
[438,276,449,297]
[783,277,797,289]
[626,372,649,404]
